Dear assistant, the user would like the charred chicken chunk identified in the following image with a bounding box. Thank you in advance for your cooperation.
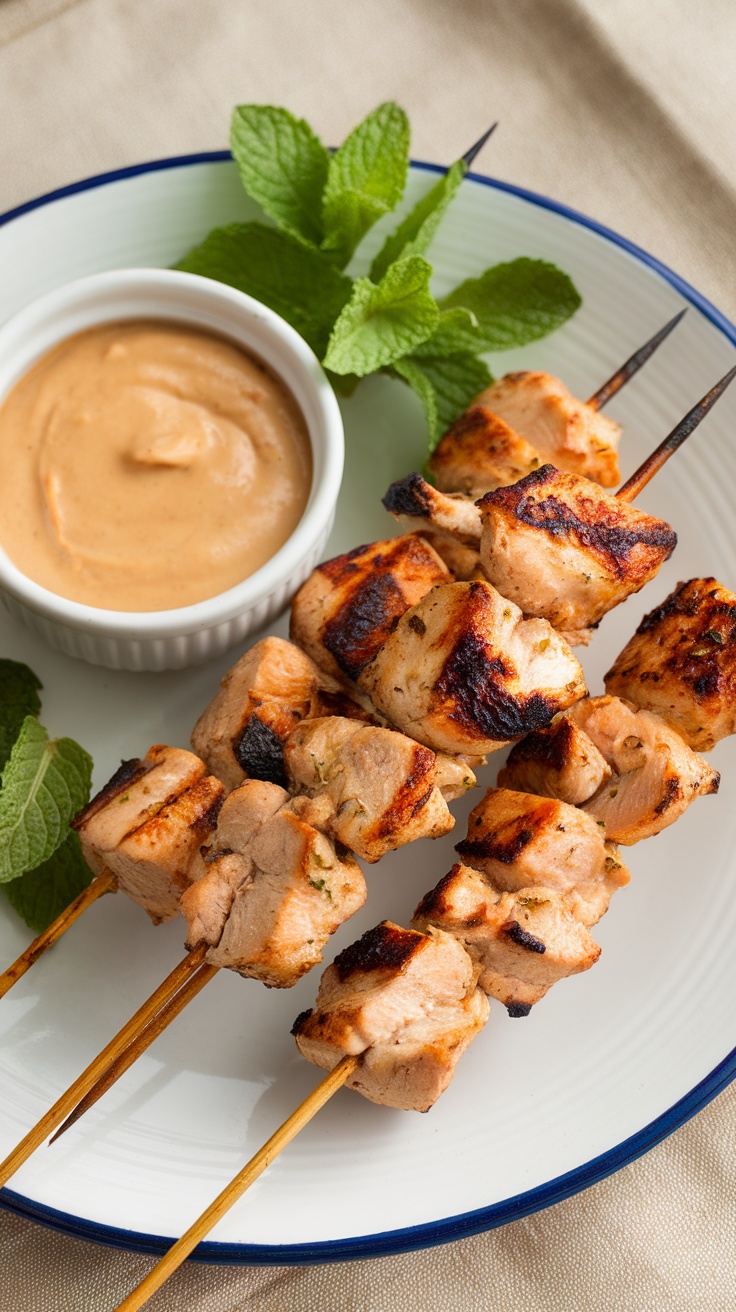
[191,636,371,792]
[605,578,736,750]
[417,531,483,582]
[567,695,720,844]
[412,864,601,1012]
[292,921,489,1111]
[283,716,473,863]
[73,745,225,924]
[181,780,366,988]
[382,472,482,545]
[477,466,677,645]
[455,788,628,925]
[498,715,612,805]
[357,580,586,756]
[475,371,622,487]
[290,534,450,683]
[427,406,543,496]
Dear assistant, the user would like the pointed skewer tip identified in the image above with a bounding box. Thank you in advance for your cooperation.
[588,307,689,411]
[461,122,498,170]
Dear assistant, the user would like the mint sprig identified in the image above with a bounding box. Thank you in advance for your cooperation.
[230,106,331,250]
[0,659,42,772]
[3,831,92,933]
[176,102,582,453]
[0,716,92,884]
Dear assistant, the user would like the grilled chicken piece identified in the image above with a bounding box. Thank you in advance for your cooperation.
[477,465,677,644]
[358,579,586,756]
[283,716,474,863]
[498,715,612,805]
[412,864,601,1013]
[428,406,544,496]
[455,788,628,925]
[605,578,736,750]
[417,532,483,582]
[382,472,482,545]
[292,921,489,1111]
[290,534,450,683]
[181,780,366,987]
[475,372,622,487]
[73,745,225,924]
[191,636,372,792]
[566,695,720,844]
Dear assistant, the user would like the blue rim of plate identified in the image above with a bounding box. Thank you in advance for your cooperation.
[1,152,735,1265]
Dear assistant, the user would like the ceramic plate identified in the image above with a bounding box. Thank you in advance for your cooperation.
[1,156,735,1264]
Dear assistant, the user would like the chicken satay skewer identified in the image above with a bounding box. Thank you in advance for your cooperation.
[0,868,116,1000]
[586,308,687,411]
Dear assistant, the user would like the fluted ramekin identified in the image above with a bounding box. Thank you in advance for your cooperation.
[0,268,344,671]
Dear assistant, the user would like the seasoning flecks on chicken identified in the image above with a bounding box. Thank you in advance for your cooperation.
[427,405,544,496]
[73,745,226,924]
[180,780,366,988]
[474,372,622,487]
[357,579,586,757]
[191,636,373,792]
[605,578,736,750]
[565,695,720,844]
[477,465,677,645]
[498,714,613,805]
[290,534,450,684]
[454,787,628,926]
[382,472,483,545]
[292,921,489,1111]
[412,863,601,1012]
[283,716,474,863]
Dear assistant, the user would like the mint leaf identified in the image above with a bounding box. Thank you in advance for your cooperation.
[323,256,439,376]
[392,352,493,450]
[440,258,582,351]
[230,105,331,248]
[175,223,353,358]
[0,660,42,773]
[370,159,465,282]
[0,717,93,882]
[3,831,92,933]
[412,307,481,358]
[321,102,410,268]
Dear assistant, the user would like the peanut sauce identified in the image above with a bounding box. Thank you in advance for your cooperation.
[0,320,312,611]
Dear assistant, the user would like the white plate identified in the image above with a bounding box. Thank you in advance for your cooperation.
[1,156,735,1264]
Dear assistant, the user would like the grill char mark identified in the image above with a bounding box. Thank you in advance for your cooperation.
[479,465,677,578]
[333,921,425,981]
[234,714,288,788]
[382,472,434,520]
[436,625,556,743]
[73,756,148,829]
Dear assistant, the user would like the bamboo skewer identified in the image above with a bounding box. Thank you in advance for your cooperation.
[114,1054,359,1312]
[616,362,736,502]
[0,868,116,1001]
[587,308,687,411]
[49,960,220,1144]
[461,122,498,170]
[0,943,208,1188]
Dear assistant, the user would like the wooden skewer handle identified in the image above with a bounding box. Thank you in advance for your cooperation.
[50,961,219,1143]
[0,868,116,1001]
[114,1053,360,1312]
[0,943,208,1188]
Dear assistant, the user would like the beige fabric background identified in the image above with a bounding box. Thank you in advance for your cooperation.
[1,0,736,1307]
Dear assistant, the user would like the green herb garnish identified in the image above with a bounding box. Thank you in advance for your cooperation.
[0,662,93,931]
[176,101,581,456]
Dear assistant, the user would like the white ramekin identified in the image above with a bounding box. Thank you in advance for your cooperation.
[0,268,344,671]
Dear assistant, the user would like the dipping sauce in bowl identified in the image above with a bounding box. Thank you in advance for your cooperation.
[0,319,313,612]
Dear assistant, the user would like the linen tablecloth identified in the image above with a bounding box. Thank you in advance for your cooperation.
[1,1,735,1307]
